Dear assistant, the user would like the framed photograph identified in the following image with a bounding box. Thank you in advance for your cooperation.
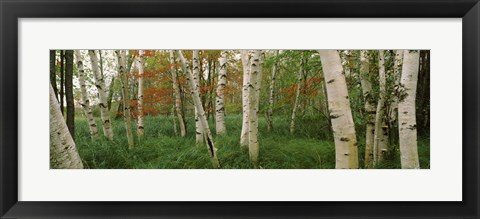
[1,0,479,218]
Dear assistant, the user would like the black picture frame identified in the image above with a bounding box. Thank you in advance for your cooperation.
[1,0,478,218]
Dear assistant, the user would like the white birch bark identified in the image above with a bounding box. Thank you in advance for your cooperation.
[390,50,404,123]
[290,52,304,134]
[267,50,279,132]
[318,50,359,169]
[373,50,388,165]
[177,50,220,168]
[88,50,114,141]
[193,50,204,144]
[215,50,227,135]
[136,50,145,137]
[240,50,251,147]
[248,50,263,164]
[359,50,376,168]
[50,84,83,169]
[398,50,420,169]
[74,50,98,140]
[170,50,186,137]
[115,50,134,149]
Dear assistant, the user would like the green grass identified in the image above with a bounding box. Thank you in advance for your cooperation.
[74,114,429,169]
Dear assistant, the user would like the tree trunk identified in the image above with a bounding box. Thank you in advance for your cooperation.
[215,50,227,135]
[115,50,134,149]
[60,50,65,116]
[373,50,388,166]
[267,50,279,132]
[50,84,83,169]
[240,50,251,147]
[290,51,304,134]
[177,50,220,168]
[136,50,145,137]
[193,50,204,144]
[50,50,58,100]
[170,50,186,137]
[88,50,114,141]
[398,50,420,169]
[359,50,375,168]
[75,50,98,140]
[64,50,75,141]
[318,50,359,169]
[248,50,263,164]
[107,76,115,111]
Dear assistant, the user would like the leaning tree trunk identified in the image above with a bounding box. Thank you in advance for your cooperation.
[50,50,58,99]
[193,50,204,144]
[290,51,304,134]
[267,50,279,132]
[373,50,388,166]
[170,50,186,137]
[88,50,114,141]
[65,50,75,141]
[50,84,83,169]
[136,50,145,137]
[248,50,263,164]
[398,50,420,169]
[215,50,227,135]
[115,50,135,149]
[359,50,376,168]
[240,50,251,148]
[75,50,98,140]
[177,50,220,168]
[318,50,359,169]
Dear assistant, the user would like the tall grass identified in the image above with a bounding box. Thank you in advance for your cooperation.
[74,114,429,169]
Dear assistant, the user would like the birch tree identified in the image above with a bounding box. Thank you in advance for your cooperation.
[193,50,203,144]
[65,50,75,140]
[50,84,83,169]
[170,50,186,137]
[398,50,420,169]
[318,50,359,169]
[115,50,134,149]
[215,50,227,135]
[359,50,375,168]
[88,50,114,141]
[373,50,388,165]
[290,51,304,134]
[267,50,279,132]
[177,50,220,168]
[136,50,145,137]
[75,50,98,140]
[240,50,251,147]
[248,50,263,164]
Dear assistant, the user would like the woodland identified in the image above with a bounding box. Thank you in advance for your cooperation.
[49,49,430,169]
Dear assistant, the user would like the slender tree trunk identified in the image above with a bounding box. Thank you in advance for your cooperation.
[88,50,114,141]
[389,50,404,149]
[267,50,279,132]
[193,50,204,144]
[177,50,220,168]
[115,50,134,149]
[240,50,251,147]
[60,50,65,116]
[398,50,420,169]
[64,50,75,141]
[290,51,304,134]
[215,50,227,135]
[107,76,115,111]
[318,50,359,169]
[170,50,186,137]
[75,50,98,140]
[50,84,83,169]
[136,50,145,137]
[373,50,388,166]
[50,50,58,100]
[360,50,375,168]
[248,50,263,164]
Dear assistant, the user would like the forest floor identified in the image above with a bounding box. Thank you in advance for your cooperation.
[74,114,430,169]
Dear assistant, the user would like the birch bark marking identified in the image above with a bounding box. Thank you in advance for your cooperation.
[75,50,98,139]
[290,51,304,134]
[390,50,404,125]
[177,50,220,168]
[50,84,83,169]
[136,50,145,137]
[193,50,204,144]
[170,50,186,137]
[318,50,359,169]
[248,50,263,164]
[267,50,279,132]
[373,50,388,165]
[115,50,134,149]
[359,50,375,168]
[240,50,251,147]
[88,50,114,141]
[215,50,227,135]
[398,50,420,169]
